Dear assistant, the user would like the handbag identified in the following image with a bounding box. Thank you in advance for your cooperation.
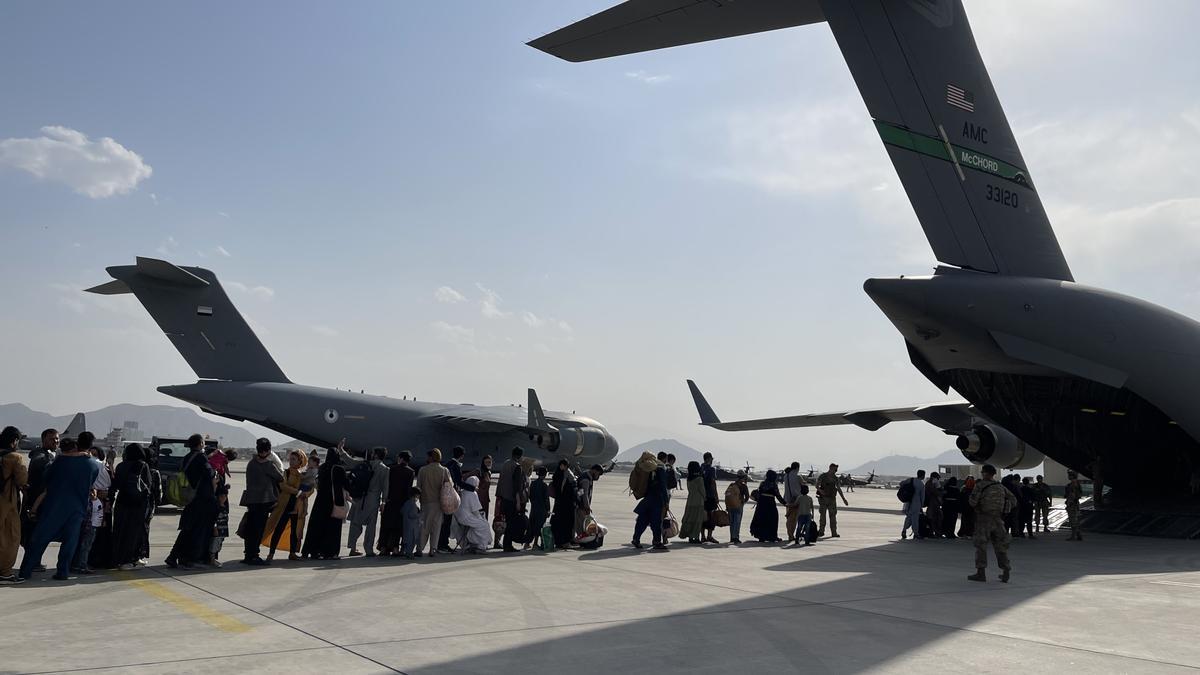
[662,510,679,539]
[710,509,731,528]
[440,480,461,515]
[331,489,350,520]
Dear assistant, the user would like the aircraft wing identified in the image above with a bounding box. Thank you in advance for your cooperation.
[424,389,558,435]
[528,0,824,63]
[687,379,978,432]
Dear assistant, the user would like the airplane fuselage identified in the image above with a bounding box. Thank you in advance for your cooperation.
[158,381,619,469]
[867,270,1200,492]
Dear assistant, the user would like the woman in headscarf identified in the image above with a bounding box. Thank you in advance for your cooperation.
[476,455,494,521]
[749,469,787,543]
[452,475,492,553]
[678,461,707,544]
[302,442,349,560]
[550,459,577,548]
[112,443,152,569]
[264,450,309,562]
[528,465,550,550]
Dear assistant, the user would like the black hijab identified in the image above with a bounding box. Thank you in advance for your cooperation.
[687,461,702,480]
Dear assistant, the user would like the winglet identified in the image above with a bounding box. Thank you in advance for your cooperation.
[527,388,552,431]
[687,380,721,425]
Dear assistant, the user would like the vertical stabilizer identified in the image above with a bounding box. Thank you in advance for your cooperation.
[86,257,289,383]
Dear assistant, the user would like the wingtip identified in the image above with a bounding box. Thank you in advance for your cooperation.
[687,379,721,425]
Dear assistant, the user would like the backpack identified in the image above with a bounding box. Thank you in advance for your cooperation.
[348,461,372,500]
[803,519,818,544]
[628,451,657,499]
[897,477,915,503]
[122,464,150,504]
[725,483,743,510]
[166,453,199,507]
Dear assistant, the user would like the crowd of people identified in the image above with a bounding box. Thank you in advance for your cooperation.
[1,423,1089,587]
[0,425,616,583]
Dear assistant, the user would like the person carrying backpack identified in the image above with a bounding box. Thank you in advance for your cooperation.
[631,457,669,550]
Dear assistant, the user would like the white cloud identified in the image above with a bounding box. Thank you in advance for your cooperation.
[475,283,510,319]
[217,211,229,218]
[149,193,158,205]
[311,324,339,337]
[434,286,466,304]
[521,311,545,327]
[0,126,152,198]
[431,321,474,346]
[215,245,231,258]
[556,320,573,334]
[58,296,86,315]
[225,280,275,301]
[626,70,671,85]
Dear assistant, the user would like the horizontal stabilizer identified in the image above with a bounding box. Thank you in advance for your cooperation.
[529,0,825,62]
[84,279,131,295]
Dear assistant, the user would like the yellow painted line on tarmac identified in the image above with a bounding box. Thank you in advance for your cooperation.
[112,571,252,633]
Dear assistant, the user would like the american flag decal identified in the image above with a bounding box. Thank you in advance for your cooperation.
[946,83,975,113]
[197,305,213,316]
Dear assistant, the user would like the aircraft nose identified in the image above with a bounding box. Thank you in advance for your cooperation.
[605,430,619,457]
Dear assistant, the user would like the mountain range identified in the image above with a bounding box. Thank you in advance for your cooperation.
[0,402,258,448]
[845,448,965,477]
[613,438,706,464]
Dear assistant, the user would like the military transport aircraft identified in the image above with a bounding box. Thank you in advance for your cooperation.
[86,257,619,469]
[529,0,1200,495]
[17,412,86,452]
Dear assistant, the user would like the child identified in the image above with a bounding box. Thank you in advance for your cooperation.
[401,487,421,559]
[210,485,230,568]
[792,484,816,546]
[72,489,103,574]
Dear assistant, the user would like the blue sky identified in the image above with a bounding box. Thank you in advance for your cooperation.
[3,1,1199,469]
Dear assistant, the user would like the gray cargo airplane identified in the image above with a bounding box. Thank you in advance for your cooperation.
[17,412,86,452]
[531,0,1199,494]
[86,257,618,469]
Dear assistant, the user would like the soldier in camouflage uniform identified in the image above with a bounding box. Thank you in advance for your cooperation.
[1064,470,1083,541]
[1032,475,1052,532]
[967,464,1016,583]
[816,463,848,538]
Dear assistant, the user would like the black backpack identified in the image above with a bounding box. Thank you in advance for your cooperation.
[897,478,915,503]
[348,461,372,500]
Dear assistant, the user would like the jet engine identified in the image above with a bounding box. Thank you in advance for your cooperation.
[955,425,1044,470]
[532,426,610,458]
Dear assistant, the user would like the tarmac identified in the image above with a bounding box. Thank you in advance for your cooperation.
[5,465,1200,674]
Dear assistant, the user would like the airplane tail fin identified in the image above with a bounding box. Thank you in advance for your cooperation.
[62,412,86,439]
[86,257,289,383]
[687,380,721,426]
[532,0,1072,281]
[527,388,553,431]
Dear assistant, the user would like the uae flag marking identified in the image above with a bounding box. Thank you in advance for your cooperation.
[946,84,975,113]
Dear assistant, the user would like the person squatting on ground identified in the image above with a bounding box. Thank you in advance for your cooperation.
[817,463,848,538]
[968,463,1017,583]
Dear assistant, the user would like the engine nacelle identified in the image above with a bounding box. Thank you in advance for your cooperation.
[956,424,1044,470]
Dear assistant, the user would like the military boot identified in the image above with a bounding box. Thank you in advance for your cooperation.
[1000,568,1011,583]
[967,569,986,582]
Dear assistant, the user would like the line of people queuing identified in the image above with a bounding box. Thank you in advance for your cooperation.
[1,425,619,584]
[898,469,1056,541]
[627,454,851,549]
